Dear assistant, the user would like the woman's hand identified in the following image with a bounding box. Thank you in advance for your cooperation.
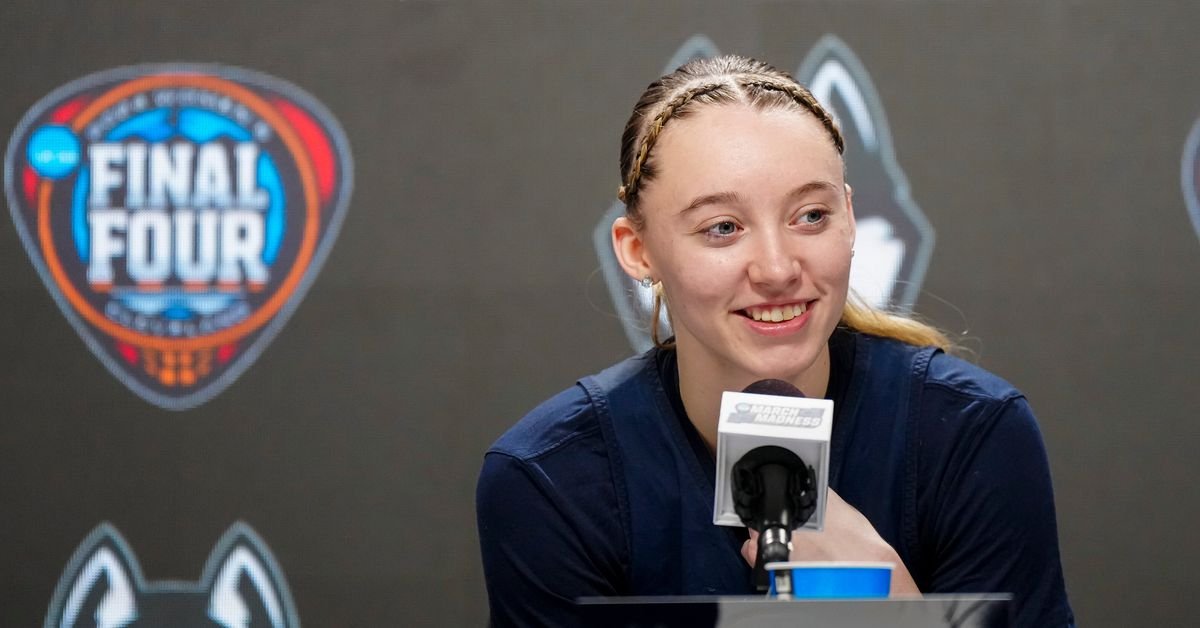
[740,488,921,596]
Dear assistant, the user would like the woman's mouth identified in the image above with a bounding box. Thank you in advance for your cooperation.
[742,301,808,323]
[737,300,815,336]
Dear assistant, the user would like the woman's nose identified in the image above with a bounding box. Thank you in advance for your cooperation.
[746,232,802,289]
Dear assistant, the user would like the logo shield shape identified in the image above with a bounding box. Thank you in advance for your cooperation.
[5,65,353,410]
[593,35,722,352]
[797,35,935,311]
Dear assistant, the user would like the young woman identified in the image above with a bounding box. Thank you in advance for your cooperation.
[477,55,1073,627]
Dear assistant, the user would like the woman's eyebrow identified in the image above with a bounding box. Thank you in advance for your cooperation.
[788,180,840,199]
[678,190,741,215]
[678,181,840,215]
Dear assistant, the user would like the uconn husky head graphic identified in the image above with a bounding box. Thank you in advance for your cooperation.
[595,36,935,351]
[593,35,720,352]
[4,65,353,410]
[44,522,299,628]
[1182,116,1200,244]
[797,35,935,311]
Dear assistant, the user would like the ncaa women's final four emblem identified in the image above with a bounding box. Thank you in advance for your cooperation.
[4,65,352,410]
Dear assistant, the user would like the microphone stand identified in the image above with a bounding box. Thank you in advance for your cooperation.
[732,446,816,595]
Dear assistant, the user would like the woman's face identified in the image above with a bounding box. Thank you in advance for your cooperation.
[621,103,855,388]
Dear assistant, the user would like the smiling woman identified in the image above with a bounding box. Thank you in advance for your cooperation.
[613,103,856,417]
[477,56,1074,628]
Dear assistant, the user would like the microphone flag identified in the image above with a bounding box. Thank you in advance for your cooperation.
[713,385,833,532]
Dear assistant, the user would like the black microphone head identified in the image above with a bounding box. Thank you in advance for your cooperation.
[742,379,807,398]
[731,445,817,532]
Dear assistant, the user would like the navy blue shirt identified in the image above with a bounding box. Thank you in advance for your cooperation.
[477,330,1074,627]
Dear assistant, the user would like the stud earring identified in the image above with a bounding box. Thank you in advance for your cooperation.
[851,249,856,258]
[639,276,653,288]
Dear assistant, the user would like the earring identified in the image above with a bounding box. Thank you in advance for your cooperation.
[851,249,856,258]
[639,276,653,288]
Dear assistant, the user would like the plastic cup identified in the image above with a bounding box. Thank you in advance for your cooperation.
[765,561,893,599]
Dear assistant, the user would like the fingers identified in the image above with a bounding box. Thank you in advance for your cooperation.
[742,529,760,567]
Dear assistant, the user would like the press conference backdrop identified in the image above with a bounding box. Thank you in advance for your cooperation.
[1,1,1197,626]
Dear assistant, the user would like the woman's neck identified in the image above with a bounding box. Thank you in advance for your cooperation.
[676,344,832,454]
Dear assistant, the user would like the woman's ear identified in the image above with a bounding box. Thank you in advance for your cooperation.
[611,215,654,282]
[844,183,857,243]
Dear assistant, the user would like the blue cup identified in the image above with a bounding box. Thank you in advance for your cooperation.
[765,561,893,599]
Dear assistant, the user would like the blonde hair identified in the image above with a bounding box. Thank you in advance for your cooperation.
[839,294,954,351]
[623,54,952,352]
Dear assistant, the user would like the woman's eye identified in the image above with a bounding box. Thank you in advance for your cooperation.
[797,209,828,225]
[704,221,740,238]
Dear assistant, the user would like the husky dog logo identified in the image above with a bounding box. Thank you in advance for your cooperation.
[1182,116,1200,243]
[593,35,720,352]
[4,65,352,410]
[44,522,299,628]
[797,35,935,311]
[594,35,935,351]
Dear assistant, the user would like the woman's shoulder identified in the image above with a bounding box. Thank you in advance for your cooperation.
[487,351,656,462]
[850,332,1042,449]
[854,333,1045,466]
[919,348,1040,441]
[923,349,1024,405]
[488,383,601,462]
[855,332,1024,404]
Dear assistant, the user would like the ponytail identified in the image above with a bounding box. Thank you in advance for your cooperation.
[839,292,954,351]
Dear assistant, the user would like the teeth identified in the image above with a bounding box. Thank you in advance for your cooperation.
[747,302,807,323]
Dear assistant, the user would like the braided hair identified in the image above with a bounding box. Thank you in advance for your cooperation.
[618,56,844,222]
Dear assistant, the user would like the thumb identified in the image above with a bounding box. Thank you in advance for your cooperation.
[741,529,759,567]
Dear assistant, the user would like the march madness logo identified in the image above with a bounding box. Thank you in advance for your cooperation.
[44,522,299,628]
[4,65,352,410]
[595,35,935,351]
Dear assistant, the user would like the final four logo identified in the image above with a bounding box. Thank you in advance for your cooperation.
[4,65,352,410]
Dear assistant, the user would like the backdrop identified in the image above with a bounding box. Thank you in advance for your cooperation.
[2,1,1198,626]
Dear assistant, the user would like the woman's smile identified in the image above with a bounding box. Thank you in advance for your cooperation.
[737,299,816,337]
[741,300,810,323]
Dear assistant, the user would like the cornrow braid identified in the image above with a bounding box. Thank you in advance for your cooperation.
[618,81,727,207]
[737,78,844,154]
[617,61,846,215]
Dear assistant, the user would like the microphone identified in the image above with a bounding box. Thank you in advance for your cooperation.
[712,379,833,594]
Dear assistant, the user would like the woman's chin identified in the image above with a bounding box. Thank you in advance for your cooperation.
[734,352,823,390]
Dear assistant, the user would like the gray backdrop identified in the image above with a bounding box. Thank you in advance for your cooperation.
[2,1,1198,626]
